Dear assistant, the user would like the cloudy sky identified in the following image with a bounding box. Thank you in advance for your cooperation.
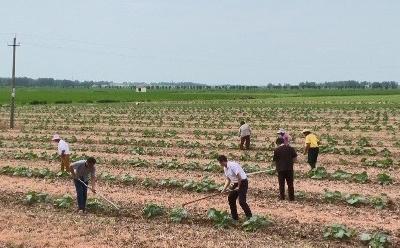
[0,0,399,85]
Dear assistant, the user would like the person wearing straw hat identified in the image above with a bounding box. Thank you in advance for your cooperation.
[302,129,320,169]
[70,157,97,214]
[239,121,251,150]
[218,155,252,222]
[277,128,291,145]
[52,134,71,172]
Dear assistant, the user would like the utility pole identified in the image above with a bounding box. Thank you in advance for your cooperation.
[8,36,20,129]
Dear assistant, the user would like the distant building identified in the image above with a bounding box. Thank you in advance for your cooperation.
[136,85,147,93]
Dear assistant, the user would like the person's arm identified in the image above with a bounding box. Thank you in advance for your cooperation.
[236,173,243,189]
[91,174,97,193]
[69,164,77,179]
[304,143,310,155]
[221,177,231,193]
[293,148,298,163]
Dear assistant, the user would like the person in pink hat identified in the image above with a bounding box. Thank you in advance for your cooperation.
[52,134,71,172]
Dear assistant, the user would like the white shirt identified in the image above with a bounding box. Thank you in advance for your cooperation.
[58,139,70,155]
[224,161,247,183]
[239,123,251,137]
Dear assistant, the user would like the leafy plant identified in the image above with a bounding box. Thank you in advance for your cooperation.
[345,194,367,206]
[86,198,106,212]
[352,171,369,184]
[377,173,393,185]
[120,174,136,185]
[143,203,164,218]
[331,169,352,181]
[308,167,329,180]
[169,208,188,223]
[207,208,232,229]
[360,232,391,248]
[242,215,272,232]
[369,194,389,210]
[53,194,74,209]
[24,191,50,205]
[323,189,342,203]
[323,224,354,240]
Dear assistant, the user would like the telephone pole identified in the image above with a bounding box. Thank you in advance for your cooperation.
[8,36,20,129]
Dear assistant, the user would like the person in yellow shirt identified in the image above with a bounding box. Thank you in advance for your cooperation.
[302,129,319,169]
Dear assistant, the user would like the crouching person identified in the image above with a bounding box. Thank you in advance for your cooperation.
[218,155,252,221]
[70,157,97,214]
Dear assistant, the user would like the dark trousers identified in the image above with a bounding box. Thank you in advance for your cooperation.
[240,135,251,150]
[278,170,294,201]
[228,179,252,220]
[308,147,319,169]
[74,178,88,210]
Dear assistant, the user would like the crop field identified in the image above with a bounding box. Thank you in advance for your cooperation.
[0,92,399,247]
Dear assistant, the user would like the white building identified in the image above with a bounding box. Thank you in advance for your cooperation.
[136,85,147,93]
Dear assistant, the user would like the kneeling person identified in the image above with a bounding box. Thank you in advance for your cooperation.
[70,157,97,213]
[218,155,252,221]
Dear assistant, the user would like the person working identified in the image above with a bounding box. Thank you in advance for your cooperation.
[302,129,320,169]
[277,128,291,145]
[239,121,251,150]
[218,155,252,221]
[272,137,297,201]
[52,134,71,172]
[70,157,97,214]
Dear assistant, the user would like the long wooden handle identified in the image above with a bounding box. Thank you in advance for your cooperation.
[77,179,120,210]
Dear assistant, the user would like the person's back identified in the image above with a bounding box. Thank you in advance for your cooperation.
[239,123,251,137]
[273,145,297,172]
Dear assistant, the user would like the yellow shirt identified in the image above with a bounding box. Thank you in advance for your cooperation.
[305,133,319,148]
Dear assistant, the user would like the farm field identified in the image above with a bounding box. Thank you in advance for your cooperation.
[0,92,399,247]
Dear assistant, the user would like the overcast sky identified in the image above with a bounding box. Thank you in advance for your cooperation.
[0,0,399,85]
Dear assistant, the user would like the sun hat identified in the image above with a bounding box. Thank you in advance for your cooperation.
[302,129,311,134]
[277,128,285,134]
[52,134,61,141]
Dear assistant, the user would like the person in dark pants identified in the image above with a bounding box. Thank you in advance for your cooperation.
[218,155,252,221]
[70,157,97,214]
[272,137,297,201]
[302,129,320,169]
[239,121,251,150]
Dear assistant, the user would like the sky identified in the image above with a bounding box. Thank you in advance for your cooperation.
[0,0,399,85]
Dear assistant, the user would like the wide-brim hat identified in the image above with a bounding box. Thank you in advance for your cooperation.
[277,128,285,134]
[52,134,61,141]
[302,129,311,134]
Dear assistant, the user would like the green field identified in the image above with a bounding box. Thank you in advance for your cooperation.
[1,87,400,105]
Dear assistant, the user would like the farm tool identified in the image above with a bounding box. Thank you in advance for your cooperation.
[77,178,120,210]
[181,169,270,207]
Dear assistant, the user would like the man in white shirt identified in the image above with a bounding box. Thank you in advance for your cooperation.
[52,134,71,172]
[218,155,252,221]
[239,121,251,150]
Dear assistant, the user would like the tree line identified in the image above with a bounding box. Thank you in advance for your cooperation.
[0,77,398,90]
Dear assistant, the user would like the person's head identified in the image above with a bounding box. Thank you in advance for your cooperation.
[276,137,284,146]
[86,157,97,167]
[240,121,245,126]
[302,129,311,136]
[277,128,285,136]
[51,134,61,143]
[217,155,228,167]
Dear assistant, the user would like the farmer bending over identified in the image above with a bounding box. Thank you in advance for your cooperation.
[70,157,97,214]
[302,129,320,169]
[218,155,252,222]
[239,121,251,150]
[52,134,71,172]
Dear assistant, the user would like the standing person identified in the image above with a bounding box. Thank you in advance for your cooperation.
[277,128,291,145]
[52,134,71,172]
[239,121,251,150]
[302,129,320,169]
[70,157,97,214]
[218,155,252,221]
[272,137,297,201]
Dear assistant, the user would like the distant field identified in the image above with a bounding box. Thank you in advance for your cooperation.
[1,87,400,105]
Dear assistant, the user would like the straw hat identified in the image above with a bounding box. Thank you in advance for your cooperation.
[302,129,311,134]
[277,128,286,134]
[52,134,61,141]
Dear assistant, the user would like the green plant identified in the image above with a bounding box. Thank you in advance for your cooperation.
[352,171,369,184]
[143,203,164,218]
[345,194,367,206]
[308,167,329,180]
[323,224,354,240]
[120,174,136,185]
[207,208,232,229]
[369,194,389,210]
[86,198,106,212]
[360,232,391,248]
[53,194,74,209]
[323,189,342,203]
[169,208,188,223]
[24,191,50,205]
[331,169,352,180]
[242,215,272,232]
[377,173,393,185]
